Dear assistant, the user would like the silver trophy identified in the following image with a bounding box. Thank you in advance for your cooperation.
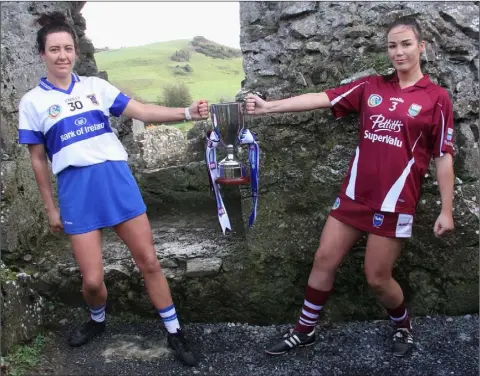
[209,102,250,185]
[206,100,260,233]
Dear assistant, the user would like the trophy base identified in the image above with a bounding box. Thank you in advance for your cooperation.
[215,176,251,185]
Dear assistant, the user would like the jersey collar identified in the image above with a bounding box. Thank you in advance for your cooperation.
[38,72,81,94]
[390,71,431,88]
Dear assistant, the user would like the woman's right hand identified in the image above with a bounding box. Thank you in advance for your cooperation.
[47,207,63,232]
[245,94,269,115]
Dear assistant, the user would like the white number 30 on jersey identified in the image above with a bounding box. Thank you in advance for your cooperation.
[68,101,84,111]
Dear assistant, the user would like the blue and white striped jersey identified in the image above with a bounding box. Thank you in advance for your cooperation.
[18,72,131,175]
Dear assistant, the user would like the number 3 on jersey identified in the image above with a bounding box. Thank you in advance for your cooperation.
[388,101,398,112]
[69,100,83,111]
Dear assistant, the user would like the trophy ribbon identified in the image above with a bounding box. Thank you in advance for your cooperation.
[238,128,260,227]
[205,127,232,234]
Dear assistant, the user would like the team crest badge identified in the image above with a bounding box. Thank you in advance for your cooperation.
[367,94,382,107]
[446,128,454,141]
[332,197,340,210]
[372,213,384,228]
[408,103,422,117]
[86,94,99,105]
[48,104,61,118]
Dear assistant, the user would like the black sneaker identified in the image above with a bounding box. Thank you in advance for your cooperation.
[167,329,198,367]
[67,319,105,347]
[392,327,414,357]
[264,328,316,356]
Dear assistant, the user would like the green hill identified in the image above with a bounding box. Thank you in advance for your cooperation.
[94,37,244,107]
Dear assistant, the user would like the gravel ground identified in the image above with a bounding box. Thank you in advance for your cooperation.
[29,313,478,376]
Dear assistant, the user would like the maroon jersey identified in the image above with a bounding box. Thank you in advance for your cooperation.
[325,73,455,214]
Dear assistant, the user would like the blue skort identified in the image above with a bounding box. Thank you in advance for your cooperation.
[57,160,147,235]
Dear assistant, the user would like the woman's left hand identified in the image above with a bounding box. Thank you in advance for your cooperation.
[433,211,454,237]
[189,99,209,120]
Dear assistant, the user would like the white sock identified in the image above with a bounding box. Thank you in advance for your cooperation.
[158,304,181,334]
[90,305,106,323]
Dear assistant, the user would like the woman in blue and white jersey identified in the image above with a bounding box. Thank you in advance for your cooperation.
[18,11,206,367]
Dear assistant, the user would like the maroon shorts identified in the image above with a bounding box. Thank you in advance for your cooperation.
[328,193,414,238]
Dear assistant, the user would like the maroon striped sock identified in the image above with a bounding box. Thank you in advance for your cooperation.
[387,301,411,329]
[294,285,332,333]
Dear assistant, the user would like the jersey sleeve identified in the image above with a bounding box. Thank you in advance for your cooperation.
[98,78,131,117]
[324,76,370,119]
[431,90,455,158]
[18,96,44,145]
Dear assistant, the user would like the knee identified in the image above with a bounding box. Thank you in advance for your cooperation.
[82,276,104,295]
[136,251,161,275]
[365,267,391,292]
[312,246,338,274]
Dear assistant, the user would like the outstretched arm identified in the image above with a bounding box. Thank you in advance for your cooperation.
[245,76,370,117]
[245,92,332,115]
[433,153,455,237]
[122,98,209,123]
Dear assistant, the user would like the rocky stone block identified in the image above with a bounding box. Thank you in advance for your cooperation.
[133,125,188,170]
[186,258,223,278]
[280,1,316,20]
[1,263,46,356]
[290,15,318,38]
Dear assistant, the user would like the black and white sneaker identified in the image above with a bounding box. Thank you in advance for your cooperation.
[67,319,105,347]
[392,327,414,357]
[265,328,316,356]
[167,329,199,367]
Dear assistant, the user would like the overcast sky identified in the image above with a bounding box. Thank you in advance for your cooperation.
[81,2,241,49]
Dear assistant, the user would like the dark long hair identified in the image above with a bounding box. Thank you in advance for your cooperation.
[35,11,79,54]
[386,17,423,42]
[383,17,424,81]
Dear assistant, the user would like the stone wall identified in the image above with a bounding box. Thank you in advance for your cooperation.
[237,1,479,319]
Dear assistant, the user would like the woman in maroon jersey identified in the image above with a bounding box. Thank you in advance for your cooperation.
[245,17,455,357]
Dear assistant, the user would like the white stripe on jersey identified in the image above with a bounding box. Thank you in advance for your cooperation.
[380,132,423,212]
[53,133,128,169]
[330,83,364,200]
[439,106,445,157]
[346,146,360,200]
[330,83,366,106]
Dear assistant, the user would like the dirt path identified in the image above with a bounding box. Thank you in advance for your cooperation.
[27,312,478,376]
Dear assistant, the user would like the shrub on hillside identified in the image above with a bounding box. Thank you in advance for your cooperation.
[219,96,234,103]
[159,82,193,108]
[172,64,193,76]
[190,36,241,59]
[170,49,191,62]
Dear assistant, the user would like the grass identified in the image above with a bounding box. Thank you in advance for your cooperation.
[95,39,244,106]
[0,267,18,282]
[1,334,48,376]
